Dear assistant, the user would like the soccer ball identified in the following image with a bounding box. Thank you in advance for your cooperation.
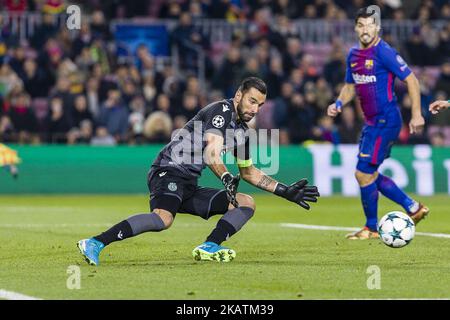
[378,211,415,248]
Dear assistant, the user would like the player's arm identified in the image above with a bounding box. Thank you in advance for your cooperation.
[239,164,320,210]
[380,45,425,134]
[403,73,425,134]
[327,84,355,117]
[429,100,450,114]
[238,164,277,192]
[327,52,356,117]
[204,132,240,207]
[205,132,241,207]
[204,132,228,179]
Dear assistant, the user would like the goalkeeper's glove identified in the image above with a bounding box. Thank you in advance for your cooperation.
[274,179,320,210]
[221,172,240,208]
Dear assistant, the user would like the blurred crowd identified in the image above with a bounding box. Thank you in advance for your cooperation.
[0,0,449,146]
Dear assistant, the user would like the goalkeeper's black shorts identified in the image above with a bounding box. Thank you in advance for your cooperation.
[147,167,230,219]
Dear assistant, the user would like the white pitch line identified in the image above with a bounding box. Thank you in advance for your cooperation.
[281,223,450,239]
[0,289,41,300]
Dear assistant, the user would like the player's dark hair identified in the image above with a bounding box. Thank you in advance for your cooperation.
[238,77,267,95]
[355,6,378,24]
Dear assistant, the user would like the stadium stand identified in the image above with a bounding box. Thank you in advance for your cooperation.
[0,0,449,145]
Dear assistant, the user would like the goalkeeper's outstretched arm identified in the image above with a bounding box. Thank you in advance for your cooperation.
[239,165,320,210]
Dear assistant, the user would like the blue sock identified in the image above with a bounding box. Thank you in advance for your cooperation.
[375,174,417,213]
[360,182,379,231]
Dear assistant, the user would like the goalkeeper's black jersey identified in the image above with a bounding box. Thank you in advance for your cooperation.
[150,99,251,179]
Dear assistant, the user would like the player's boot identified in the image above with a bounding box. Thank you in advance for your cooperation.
[409,203,430,225]
[345,227,380,240]
[77,238,105,266]
[192,241,236,262]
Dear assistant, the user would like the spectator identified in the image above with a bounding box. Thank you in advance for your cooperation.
[213,46,243,97]
[78,120,94,143]
[437,23,450,64]
[435,60,450,94]
[268,14,298,53]
[315,77,333,111]
[90,10,111,41]
[312,115,339,144]
[287,93,315,144]
[282,37,303,74]
[75,47,95,77]
[239,56,264,83]
[97,88,129,142]
[128,96,146,144]
[271,0,300,19]
[171,12,208,72]
[273,81,294,129]
[184,75,206,106]
[85,77,101,118]
[143,111,173,143]
[265,56,284,99]
[72,23,92,59]
[8,46,26,77]
[136,44,155,74]
[323,44,346,88]
[338,106,362,144]
[173,115,188,130]
[50,77,74,113]
[5,0,27,12]
[121,80,139,107]
[30,14,58,49]
[8,92,38,143]
[46,96,72,143]
[405,27,430,66]
[429,131,445,146]
[22,58,53,98]
[0,114,14,142]
[0,63,23,98]
[91,126,117,146]
[159,0,182,19]
[179,93,200,120]
[142,74,157,105]
[71,95,93,128]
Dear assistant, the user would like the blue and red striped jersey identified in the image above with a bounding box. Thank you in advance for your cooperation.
[345,38,411,126]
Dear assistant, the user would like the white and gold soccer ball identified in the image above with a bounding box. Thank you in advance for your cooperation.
[378,211,415,248]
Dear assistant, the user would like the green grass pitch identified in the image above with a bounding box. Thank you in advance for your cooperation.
[0,194,449,300]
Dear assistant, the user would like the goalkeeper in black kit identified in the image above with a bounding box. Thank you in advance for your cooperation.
[77,77,320,265]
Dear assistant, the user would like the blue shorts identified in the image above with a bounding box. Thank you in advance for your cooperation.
[356,124,401,174]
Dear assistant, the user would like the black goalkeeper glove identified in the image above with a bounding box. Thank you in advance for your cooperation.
[221,172,240,208]
[274,179,320,210]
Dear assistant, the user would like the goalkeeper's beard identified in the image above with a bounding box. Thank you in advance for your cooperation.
[236,101,255,122]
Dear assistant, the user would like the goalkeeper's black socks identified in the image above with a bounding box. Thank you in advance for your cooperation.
[94,220,133,246]
[206,207,255,245]
[94,212,166,246]
[206,219,237,245]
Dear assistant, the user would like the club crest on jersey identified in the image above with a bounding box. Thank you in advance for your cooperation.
[168,182,177,192]
[212,115,225,128]
[365,59,374,70]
